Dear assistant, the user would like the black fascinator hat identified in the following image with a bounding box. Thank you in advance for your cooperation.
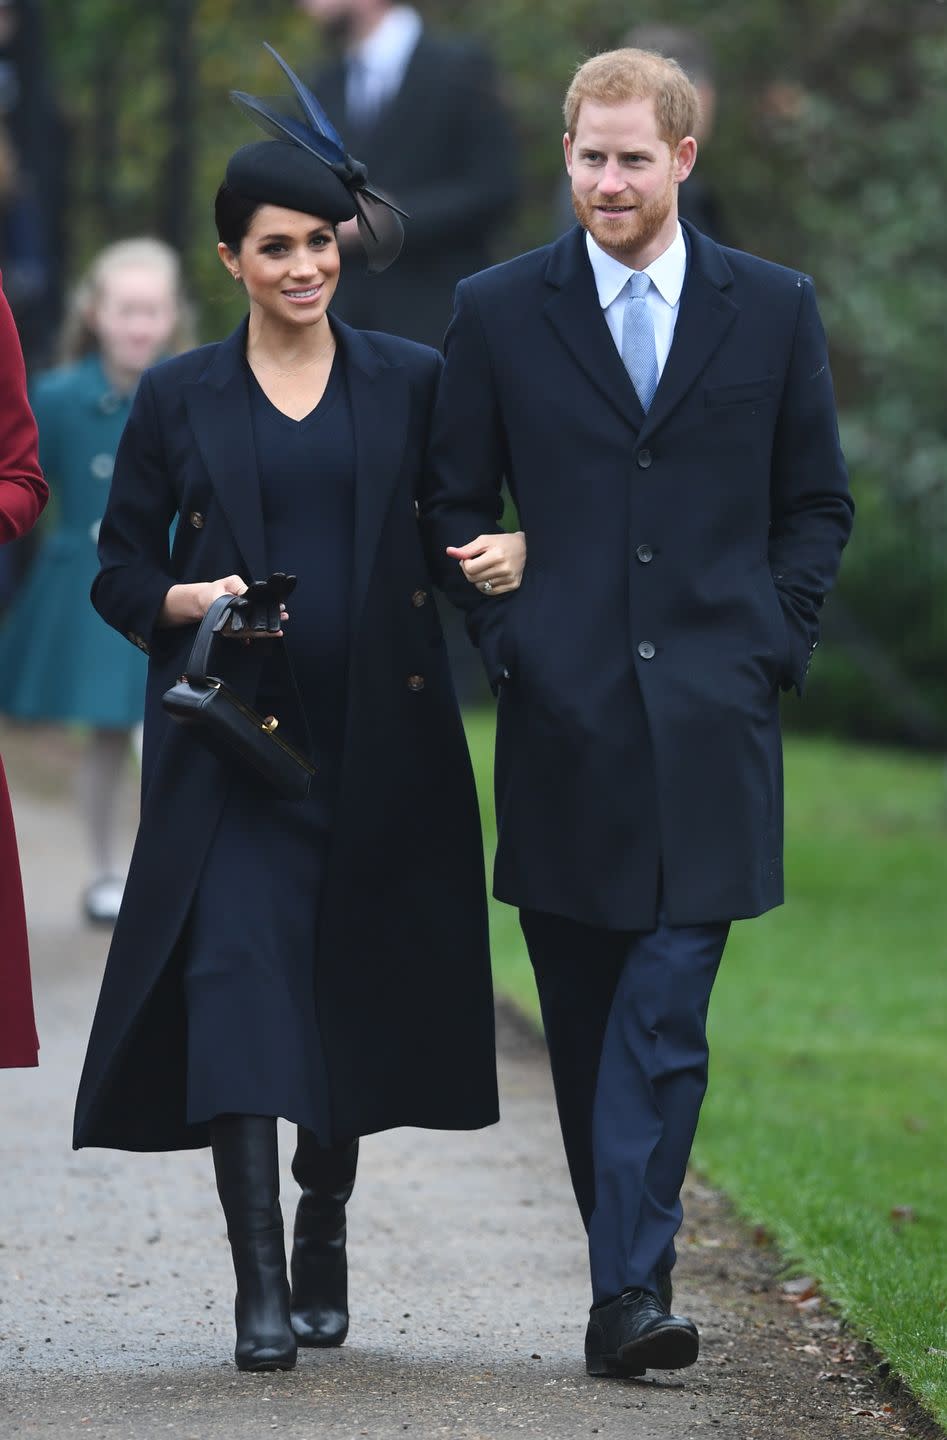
[228,42,406,274]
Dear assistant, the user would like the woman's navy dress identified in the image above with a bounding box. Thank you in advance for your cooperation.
[183,356,353,1142]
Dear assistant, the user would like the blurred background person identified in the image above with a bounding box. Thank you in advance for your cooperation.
[553,24,729,244]
[0,0,64,367]
[299,0,518,350]
[0,0,65,614]
[0,266,46,1070]
[0,238,193,926]
[299,0,519,703]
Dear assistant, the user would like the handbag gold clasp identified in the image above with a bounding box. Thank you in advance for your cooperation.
[262,715,279,732]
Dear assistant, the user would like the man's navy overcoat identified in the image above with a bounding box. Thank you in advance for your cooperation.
[73,320,498,1152]
[422,222,854,930]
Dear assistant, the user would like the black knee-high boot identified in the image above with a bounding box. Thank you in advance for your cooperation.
[290,1130,359,1347]
[210,1114,297,1372]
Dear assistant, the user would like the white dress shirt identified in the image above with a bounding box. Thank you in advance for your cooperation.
[345,5,423,123]
[585,224,688,378]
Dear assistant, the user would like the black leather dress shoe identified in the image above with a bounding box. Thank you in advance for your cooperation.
[585,1287,699,1378]
[657,1268,673,1313]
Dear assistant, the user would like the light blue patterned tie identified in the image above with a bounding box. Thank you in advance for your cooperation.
[621,272,658,412]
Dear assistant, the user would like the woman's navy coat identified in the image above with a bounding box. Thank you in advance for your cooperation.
[73,320,498,1152]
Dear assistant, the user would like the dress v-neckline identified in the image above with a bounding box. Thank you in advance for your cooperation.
[245,354,341,428]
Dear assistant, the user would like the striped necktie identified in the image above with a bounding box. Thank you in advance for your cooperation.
[620,272,658,412]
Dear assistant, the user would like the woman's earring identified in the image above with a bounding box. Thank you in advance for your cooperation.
[233,272,241,282]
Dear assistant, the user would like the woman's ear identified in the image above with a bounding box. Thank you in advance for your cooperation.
[217,242,242,283]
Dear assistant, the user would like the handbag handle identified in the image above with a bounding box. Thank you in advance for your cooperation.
[181,591,315,764]
[184,593,238,682]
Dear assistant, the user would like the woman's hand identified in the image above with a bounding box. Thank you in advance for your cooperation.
[160,575,248,627]
[160,576,289,638]
[446,531,526,596]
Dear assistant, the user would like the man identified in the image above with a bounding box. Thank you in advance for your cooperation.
[300,0,517,349]
[553,25,729,243]
[423,49,853,1379]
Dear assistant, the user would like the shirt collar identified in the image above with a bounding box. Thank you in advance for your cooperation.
[353,6,423,75]
[585,222,687,310]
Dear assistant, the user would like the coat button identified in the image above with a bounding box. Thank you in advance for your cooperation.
[637,640,656,660]
[636,449,653,469]
[407,674,425,691]
[411,588,428,608]
[636,544,653,564]
[189,511,205,529]
[90,452,114,481]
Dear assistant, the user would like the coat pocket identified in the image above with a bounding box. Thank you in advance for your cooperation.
[762,579,793,681]
[705,377,777,408]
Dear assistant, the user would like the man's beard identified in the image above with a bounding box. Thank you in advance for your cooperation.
[572,176,674,258]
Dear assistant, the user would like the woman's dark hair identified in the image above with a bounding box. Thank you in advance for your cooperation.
[214,182,261,253]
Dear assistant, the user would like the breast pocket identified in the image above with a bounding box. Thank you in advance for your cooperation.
[704,378,778,409]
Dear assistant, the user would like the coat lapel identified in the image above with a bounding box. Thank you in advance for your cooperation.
[183,319,409,621]
[183,322,267,580]
[543,227,645,432]
[641,221,739,439]
[336,322,411,634]
[543,222,741,440]
[365,34,431,156]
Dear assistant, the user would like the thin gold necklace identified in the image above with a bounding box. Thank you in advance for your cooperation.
[250,333,336,378]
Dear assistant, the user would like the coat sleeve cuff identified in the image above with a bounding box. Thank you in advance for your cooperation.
[469,599,511,695]
[779,602,819,697]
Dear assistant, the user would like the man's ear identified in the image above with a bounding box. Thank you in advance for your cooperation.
[673,137,698,184]
[563,132,574,176]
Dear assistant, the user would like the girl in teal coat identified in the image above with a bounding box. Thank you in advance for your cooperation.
[0,239,192,922]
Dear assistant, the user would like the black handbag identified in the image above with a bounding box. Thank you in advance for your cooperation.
[162,592,316,803]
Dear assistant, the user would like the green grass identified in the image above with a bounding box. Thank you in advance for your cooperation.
[464,710,947,1427]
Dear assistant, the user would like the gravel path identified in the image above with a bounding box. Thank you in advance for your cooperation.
[0,739,932,1439]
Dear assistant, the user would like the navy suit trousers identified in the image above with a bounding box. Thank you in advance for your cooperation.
[521,907,729,1303]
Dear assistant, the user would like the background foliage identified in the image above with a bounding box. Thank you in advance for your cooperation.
[46,0,947,745]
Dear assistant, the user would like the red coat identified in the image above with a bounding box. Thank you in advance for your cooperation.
[0,271,48,1068]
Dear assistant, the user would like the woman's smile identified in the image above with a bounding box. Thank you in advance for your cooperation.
[282,283,324,305]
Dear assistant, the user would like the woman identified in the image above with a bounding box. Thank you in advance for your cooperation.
[0,269,48,1070]
[0,239,192,924]
[73,52,525,1374]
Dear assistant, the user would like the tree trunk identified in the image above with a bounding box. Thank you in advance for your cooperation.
[159,0,198,255]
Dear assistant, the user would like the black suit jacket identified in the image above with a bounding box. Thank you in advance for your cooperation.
[74,320,498,1151]
[422,222,854,930]
[316,30,517,348]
